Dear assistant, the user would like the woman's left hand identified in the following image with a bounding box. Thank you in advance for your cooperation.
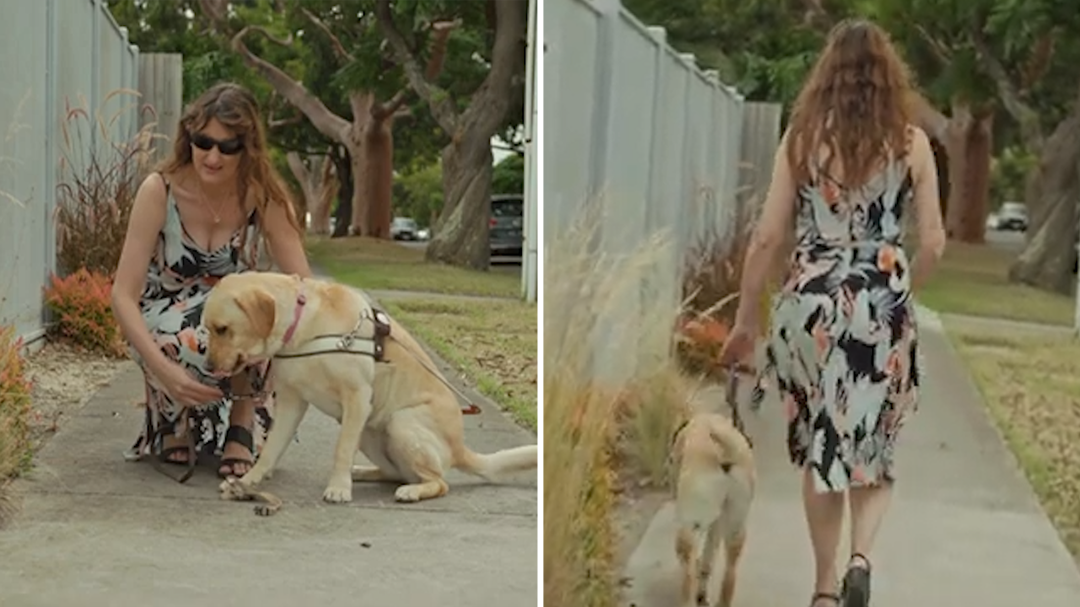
[719,320,758,369]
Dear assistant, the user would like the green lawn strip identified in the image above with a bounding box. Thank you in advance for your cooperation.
[944,320,1080,557]
[306,236,519,298]
[382,297,538,430]
[912,240,1073,326]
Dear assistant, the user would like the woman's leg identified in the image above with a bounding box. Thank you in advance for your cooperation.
[137,361,192,464]
[803,468,845,600]
[220,372,257,476]
[847,480,893,564]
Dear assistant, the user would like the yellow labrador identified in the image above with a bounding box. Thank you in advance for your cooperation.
[670,411,756,607]
[202,271,538,505]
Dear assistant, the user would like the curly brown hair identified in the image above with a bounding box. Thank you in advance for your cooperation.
[786,18,916,188]
[157,81,301,235]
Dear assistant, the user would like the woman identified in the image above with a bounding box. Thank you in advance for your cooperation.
[719,19,946,607]
[112,82,312,481]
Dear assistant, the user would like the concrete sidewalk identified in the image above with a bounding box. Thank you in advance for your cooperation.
[0,339,537,606]
[623,306,1080,606]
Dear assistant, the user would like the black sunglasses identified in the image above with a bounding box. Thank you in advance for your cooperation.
[190,133,245,155]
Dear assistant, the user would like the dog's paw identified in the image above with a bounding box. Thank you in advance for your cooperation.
[322,484,353,503]
[394,484,424,502]
[219,477,252,501]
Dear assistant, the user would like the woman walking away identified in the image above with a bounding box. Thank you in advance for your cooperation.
[718,18,947,607]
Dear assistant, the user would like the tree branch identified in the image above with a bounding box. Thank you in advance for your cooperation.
[799,0,829,27]
[970,19,1042,148]
[913,24,953,65]
[459,0,527,135]
[374,0,459,133]
[228,25,351,142]
[265,90,306,129]
[910,92,950,142]
[1021,32,1055,94]
[198,0,351,142]
[269,115,305,129]
[371,19,459,120]
[373,89,410,120]
[286,151,311,183]
[301,7,354,63]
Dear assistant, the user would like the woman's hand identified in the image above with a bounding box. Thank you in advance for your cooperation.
[151,359,224,407]
[719,319,759,369]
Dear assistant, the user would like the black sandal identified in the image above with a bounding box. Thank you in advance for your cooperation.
[218,425,255,479]
[150,422,196,484]
[810,592,840,606]
[840,553,872,607]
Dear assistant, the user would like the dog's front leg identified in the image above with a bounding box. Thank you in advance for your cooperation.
[322,384,374,503]
[224,387,308,494]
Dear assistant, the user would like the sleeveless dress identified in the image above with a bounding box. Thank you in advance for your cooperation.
[752,156,921,494]
[123,175,274,464]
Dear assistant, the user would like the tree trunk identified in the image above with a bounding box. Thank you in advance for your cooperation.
[210,9,450,241]
[1008,100,1080,292]
[363,114,395,239]
[1007,180,1079,293]
[348,92,398,239]
[286,151,337,234]
[427,134,495,269]
[942,101,993,243]
[375,0,525,270]
[313,157,338,234]
[331,146,354,239]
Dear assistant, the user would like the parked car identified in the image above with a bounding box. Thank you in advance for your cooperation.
[490,194,524,260]
[996,201,1028,231]
[390,216,419,240]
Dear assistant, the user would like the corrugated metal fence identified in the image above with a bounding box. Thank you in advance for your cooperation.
[0,0,141,343]
[543,0,782,383]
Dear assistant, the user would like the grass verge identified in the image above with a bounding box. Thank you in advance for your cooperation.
[946,319,1080,557]
[917,241,1073,326]
[382,297,537,430]
[544,203,693,607]
[307,235,519,298]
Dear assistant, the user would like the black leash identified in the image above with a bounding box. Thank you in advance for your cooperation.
[725,363,754,449]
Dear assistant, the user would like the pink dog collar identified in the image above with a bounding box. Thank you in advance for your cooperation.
[281,290,307,345]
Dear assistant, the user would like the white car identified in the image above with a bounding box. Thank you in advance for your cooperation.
[390,217,419,240]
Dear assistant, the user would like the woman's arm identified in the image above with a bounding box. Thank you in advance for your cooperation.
[733,132,798,327]
[111,174,171,376]
[264,201,313,278]
[908,127,946,291]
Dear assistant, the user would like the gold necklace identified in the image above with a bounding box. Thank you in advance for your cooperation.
[196,178,225,224]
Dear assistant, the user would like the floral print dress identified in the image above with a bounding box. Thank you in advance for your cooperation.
[123,174,274,466]
[752,156,920,494]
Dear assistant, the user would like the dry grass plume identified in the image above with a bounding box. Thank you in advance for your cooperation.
[543,200,696,607]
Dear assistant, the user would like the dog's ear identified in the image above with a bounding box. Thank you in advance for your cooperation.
[234,288,276,340]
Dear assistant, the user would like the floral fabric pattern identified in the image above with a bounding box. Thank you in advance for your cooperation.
[752,158,921,493]
[125,176,274,462]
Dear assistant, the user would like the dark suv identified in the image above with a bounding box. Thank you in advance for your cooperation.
[490,194,524,260]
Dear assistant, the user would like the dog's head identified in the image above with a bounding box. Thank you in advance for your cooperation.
[202,273,280,377]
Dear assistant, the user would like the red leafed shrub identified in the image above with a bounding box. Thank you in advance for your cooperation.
[0,324,33,486]
[43,269,125,358]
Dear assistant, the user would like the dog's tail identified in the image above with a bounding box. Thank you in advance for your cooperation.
[675,469,730,529]
[454,445,538,481]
